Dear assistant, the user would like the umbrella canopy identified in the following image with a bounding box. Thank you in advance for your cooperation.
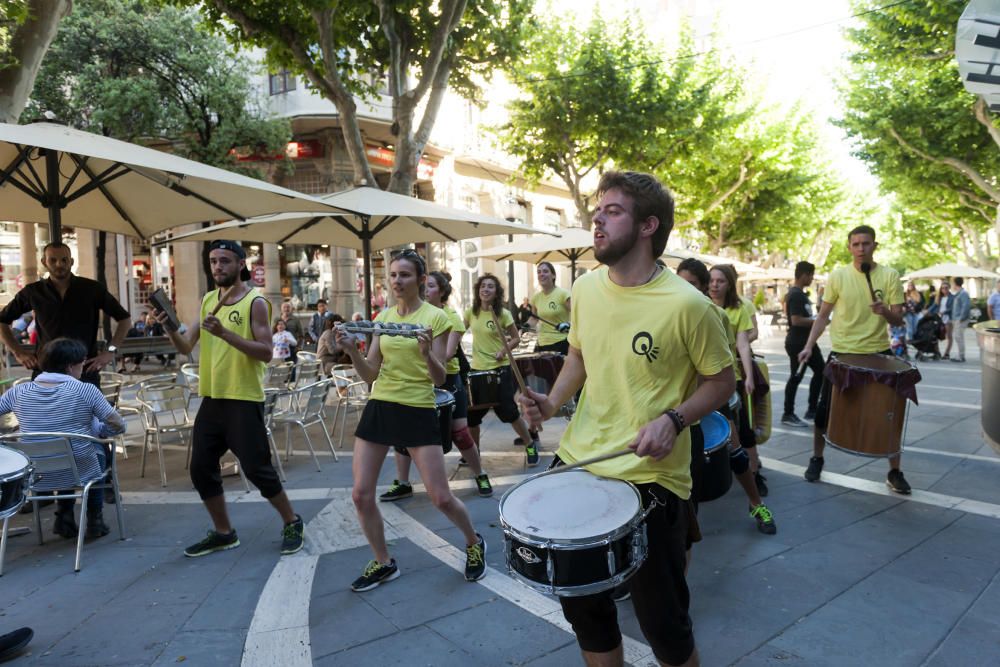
[162,186,551,316]
[904,262,1000,280]
[465,227,594,281]
[0,122,345,240]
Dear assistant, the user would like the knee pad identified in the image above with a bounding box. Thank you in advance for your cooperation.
[452,426,476,452]
[729,447,750,475]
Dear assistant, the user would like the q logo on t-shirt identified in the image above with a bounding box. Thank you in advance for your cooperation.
[631,331,659,363]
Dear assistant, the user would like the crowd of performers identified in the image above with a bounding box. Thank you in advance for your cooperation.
[130,170,912,667]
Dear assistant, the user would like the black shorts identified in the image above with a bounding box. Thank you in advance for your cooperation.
[467,366,521,427]
[535,339,569,355]
[356,398,441,448]
[191,397,282,500]
[559,483,695,665]
[440,373,468,422]
[814,350,891,430]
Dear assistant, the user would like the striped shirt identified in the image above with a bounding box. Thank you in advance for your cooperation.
[0,377,123,489]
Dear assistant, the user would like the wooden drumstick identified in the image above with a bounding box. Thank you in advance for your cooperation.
[537,448,635,477]
[490,309,529,396]
[209,286,232,316]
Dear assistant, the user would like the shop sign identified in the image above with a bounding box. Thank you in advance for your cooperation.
[364,146,437,180]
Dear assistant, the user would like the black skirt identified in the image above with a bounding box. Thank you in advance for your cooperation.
[355,398,441,448]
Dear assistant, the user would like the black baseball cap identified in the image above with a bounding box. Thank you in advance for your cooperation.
[208,240,246,259]
[208,240,251,281]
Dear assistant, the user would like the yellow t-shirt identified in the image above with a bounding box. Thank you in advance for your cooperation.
[711,303,741,381]
[560,268,732,499]
[464,307,515,371]
[199,288,270,402]
[369,302,451,408]
[442,305,465,376]
[531,286,571,346]
[824,263,903,354]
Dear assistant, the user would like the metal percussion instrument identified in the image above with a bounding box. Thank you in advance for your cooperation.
[337,321,430,337]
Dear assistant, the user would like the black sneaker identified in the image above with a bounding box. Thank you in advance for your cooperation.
[351,558,400,592]
[281,515,304,555]
[781,413,808,427]
[465,533,487,581]
[525,441,540,467]
[804,456,824,482]
[886,469,912,495]
[804,408,816,420]
[53,511,78,539]
[475,474,494,497]
[184,529,240,557]
[458,457,468,467]
[85,514,110,539]
[513,437,524,447]
[754,469,769,497]
[750,504,777,535]
[379,480,413,502]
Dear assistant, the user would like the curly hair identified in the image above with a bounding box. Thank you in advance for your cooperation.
[472,273,505,318]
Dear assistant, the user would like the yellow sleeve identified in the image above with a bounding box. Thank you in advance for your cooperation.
[501,308,515,328]
[687,308,733,378]
[825,270,841,305]
[431,309,450,338]
[886,272,904,306]
[448,308,466,334]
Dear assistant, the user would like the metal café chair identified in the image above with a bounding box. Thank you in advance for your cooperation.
[271,379,337,471]
[0,432,125,573]
[137,385,194,487]
[264,362,294,391]
[292,360,321,390]
[332,377,370,450]
[263,389,286,483]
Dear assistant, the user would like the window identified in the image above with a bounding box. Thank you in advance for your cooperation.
[543,208,563,231]
[268,69,297,95]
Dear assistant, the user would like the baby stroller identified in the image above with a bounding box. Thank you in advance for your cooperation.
[911,314,944,361]
[890,325,908,360]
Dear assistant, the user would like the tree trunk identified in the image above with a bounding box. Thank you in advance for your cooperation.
[0,0,72,123]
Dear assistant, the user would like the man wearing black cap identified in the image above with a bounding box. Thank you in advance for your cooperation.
[155,240,305,557]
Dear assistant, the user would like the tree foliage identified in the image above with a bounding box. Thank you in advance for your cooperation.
[169,0,533,194]
[496,15,736,226]
[22,0,290,177]
[838,0,1000,270]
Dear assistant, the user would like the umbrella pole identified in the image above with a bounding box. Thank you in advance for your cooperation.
[571,257,577,284]
[507,235,516,313]
[362,228,373,320]
[46,149,62,242]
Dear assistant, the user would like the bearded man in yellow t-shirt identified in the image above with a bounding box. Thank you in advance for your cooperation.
[797,225,910,493]
[520,171,734,667]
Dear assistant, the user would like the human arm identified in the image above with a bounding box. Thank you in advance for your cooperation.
[85,316,131,373]
[631,366,736,461]
[494,322,521,361]
[798,299,834,363]
[518,344,586,427]
[736,330,755,395]
[444,330,462,363]
[422,330,448,387]
[154,308,201,356]
[870,301,904,327]
[788,291,814,328]
[0,323,37,369]
[747,311,759,343]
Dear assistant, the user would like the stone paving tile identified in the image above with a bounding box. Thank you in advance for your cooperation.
[314,625,474,667]
[924,613,1000,667]
[149,628,246,666]
[427,598,576,666]
[522,642,585,666]
[310,589,399,658]
[929,459,1000,505]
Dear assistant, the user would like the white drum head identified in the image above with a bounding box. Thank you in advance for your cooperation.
[501,470,641,540]
[0,445,29,476]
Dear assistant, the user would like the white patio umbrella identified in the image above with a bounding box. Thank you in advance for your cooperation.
[162,186,552,316]
[903,262,1000,280]
[957,0,1000,103]
[0,122,346,240]
[465,227,595,282]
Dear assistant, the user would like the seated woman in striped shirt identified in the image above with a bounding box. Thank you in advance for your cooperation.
[0,337,126,539]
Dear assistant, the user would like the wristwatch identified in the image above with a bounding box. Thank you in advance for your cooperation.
[107,345,118,355]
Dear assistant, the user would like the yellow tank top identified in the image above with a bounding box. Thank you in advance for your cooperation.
[198,287,270,402]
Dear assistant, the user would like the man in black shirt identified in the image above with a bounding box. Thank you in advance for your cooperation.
[782,261,823,426]
[0,242,131,387]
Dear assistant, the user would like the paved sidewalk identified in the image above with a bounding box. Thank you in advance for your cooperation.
[2,328,1000,666]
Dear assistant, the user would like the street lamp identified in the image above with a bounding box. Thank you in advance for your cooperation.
[500,193,520,313]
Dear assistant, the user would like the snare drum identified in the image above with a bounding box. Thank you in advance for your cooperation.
[1,445,31,521]
[499,470,648,597]
[826,353,921,458]
[698,411,733,502]
[434,388,455,453]
[467,369,502,409]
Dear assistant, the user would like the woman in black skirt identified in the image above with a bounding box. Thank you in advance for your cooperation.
[336,250,486,592]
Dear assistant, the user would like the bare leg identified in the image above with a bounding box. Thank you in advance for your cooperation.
[812,426,826,458]
[470,425,481,448]
[266,490,297,524]
[351,438,392,562]
[889,453,901,472]
[511,417,533,443]
[203,495,232,534]
[451,417,485,476]
[582,645,623,667]
[409,445,478,546]
[734,469,763,507]
[393,450,412,484]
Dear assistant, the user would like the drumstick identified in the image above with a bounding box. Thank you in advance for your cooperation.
[860,262,877,303]
[537,447,635,477]
[209,286,232,317]
[490,309,529,396]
